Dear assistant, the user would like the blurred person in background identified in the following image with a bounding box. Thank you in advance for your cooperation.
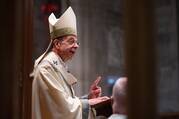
[108,77,127,119]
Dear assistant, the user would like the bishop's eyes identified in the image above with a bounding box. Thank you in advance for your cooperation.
[67,39,80,46]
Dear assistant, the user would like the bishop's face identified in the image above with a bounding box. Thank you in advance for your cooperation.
[55,35,79,62]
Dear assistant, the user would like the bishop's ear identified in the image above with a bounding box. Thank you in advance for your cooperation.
[52,39,60,48]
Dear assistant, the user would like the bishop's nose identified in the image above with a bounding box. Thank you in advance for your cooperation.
[73,41,80,48]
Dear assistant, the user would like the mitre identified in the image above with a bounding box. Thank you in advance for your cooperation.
[48,6,77,39]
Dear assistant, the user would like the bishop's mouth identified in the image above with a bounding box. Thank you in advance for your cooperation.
[70,50,75,54]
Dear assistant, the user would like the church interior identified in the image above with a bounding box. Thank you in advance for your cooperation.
[0,0,178,119]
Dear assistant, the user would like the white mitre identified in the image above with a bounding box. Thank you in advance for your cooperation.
[48,6,77,40]
[30,7,77,76]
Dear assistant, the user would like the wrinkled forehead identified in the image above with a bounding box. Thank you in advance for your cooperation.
[63,35,78,41]
[55,35,77,41]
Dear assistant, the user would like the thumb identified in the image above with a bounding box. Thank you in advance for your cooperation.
[91,76,101,88]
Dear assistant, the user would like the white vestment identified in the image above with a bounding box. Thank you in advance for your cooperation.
[32,51,95,119]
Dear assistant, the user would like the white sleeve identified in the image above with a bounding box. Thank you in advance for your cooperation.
[32,65,82,119]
